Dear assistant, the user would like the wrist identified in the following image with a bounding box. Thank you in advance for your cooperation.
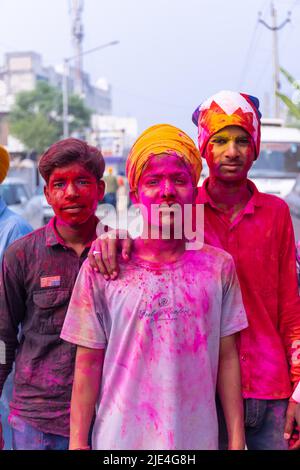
[70,445,90,450]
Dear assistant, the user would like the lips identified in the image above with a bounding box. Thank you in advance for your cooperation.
[221,164,243,170]
[62,205,84,211]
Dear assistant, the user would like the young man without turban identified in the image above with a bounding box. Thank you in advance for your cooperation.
[61,123,248,450]
[0,138,105,450]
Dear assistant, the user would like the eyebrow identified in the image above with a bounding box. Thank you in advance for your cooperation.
[211,134,250,139]
[51,175,92,181]
[144,171,189,178]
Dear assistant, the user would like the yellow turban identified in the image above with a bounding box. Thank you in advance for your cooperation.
[126,124,202,191]
[0,145,9,184]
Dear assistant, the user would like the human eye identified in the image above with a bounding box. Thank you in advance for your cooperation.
[78,179,90,185]
[53,181,64,188]
[237,137,251,145]
[212,137,227,145]
[174,176,187,184]
[146,178,159,185]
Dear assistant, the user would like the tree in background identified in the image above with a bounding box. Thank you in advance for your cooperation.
[277,67,300,127]
[10,81,92,155]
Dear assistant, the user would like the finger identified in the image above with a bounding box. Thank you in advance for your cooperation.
[121,237,133,261]
[88,250,98,271]
[99,237,113,279]
[107,238,120,279]
[90,238,110,279]
[284,417,294,440]
[93,252,110,280]
[289,437,300,450]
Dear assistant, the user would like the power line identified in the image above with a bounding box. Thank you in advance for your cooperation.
[238,21,260,89]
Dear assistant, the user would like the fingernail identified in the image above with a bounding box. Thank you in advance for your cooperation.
[284,433,290,440]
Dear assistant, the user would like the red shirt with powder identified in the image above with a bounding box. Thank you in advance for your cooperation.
[0,216,98,436]
[197,178,300,399]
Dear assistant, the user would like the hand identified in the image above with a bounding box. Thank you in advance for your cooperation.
[88,229,132,280]
[0,418,4,450]
[284,401,300,450]
[228,440,245,450]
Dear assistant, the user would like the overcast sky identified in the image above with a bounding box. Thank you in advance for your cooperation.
[1,0,300,138]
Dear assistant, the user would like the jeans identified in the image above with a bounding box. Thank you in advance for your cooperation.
[217,397,289,450]
[0,371,14,449]
[9,415,69,450]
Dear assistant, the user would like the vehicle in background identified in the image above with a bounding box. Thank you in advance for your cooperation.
[0,177,43,229]
[249,119,300,199]
[33,185,54,225]
[285,175,300,219]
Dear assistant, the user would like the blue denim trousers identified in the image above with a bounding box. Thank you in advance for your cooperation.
[9,415,69,450]
[217,397,289,450]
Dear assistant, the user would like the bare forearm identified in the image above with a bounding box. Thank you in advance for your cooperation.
[69,347,104,450]
[217,336,245,450]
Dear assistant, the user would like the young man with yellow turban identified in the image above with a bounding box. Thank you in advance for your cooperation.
[61,124,248,450]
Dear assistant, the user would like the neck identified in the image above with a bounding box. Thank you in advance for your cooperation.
[55,216,97,246]
[206,176,252,210]
[134,237,186,263]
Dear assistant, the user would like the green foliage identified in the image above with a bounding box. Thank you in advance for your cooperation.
[277,67,300,127]
[10,81,92,154]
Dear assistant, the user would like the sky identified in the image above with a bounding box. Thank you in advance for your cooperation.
[1,0,300,139]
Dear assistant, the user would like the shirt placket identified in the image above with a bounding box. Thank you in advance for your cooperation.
[228,218,252,395]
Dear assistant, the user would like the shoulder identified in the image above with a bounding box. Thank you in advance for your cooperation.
[258,192,290,212]
[185,243,235,275]
[1,207,32,234]
[192,243,234,264]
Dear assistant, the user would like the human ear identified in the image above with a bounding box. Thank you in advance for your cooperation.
[129,190,139,205]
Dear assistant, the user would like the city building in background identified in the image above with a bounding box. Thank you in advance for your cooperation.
[90,115,138,175]
[0,51,112,151]
[0,50,138,189]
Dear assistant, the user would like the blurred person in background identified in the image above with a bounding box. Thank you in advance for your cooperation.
[103,167,118,207]
[0,145,32,450]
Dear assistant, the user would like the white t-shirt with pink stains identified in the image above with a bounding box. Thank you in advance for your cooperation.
[61,244,248,450]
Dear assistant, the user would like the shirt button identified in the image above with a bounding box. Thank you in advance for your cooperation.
[241,354,247,361]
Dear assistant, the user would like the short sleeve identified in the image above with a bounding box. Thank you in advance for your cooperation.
[61,259,107,349]
[220,256,248,337]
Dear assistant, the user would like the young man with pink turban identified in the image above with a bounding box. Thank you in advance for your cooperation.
[61,124,248,450]
[192,90,300,450]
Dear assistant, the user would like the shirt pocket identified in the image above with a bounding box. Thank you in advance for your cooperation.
[32,288,70,334]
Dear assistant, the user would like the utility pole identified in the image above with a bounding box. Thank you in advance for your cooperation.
[259,2,291,118]
[62,41,120,138]
[70,0,84,96]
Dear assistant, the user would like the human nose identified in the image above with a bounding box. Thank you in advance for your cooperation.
[225,141,239,159]
[160,178,176,198]
[65,182,79,198]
